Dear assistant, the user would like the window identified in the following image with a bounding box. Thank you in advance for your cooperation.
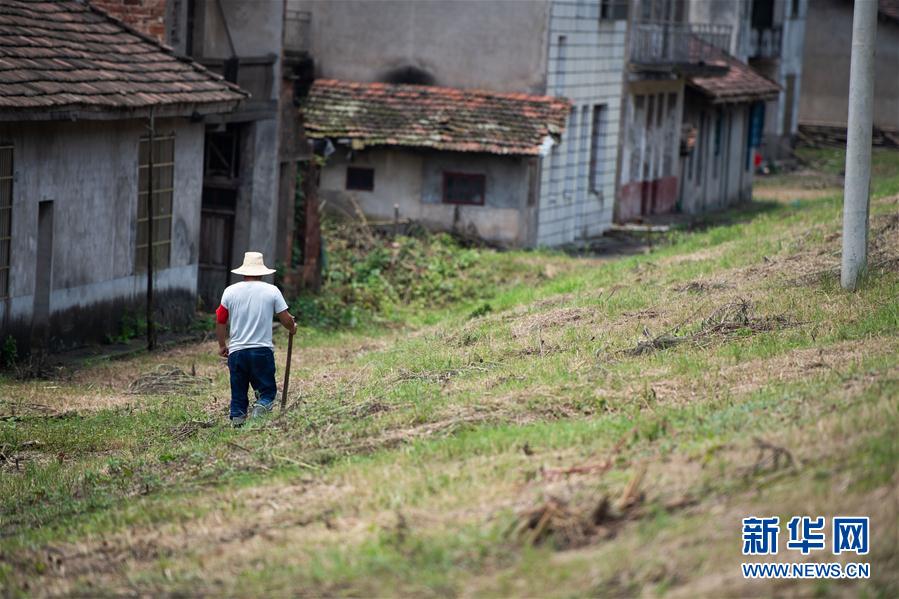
[442,172,485,205]
[713,111,723,178]
[0,145,11,297]
[555,36,567,94]
[589,105,607,193]
[136,135,175,271]
[665,93,677,176]
[791,0,801,19]
[696,112,706,181]
[600,0,628,20]
[204,126,240,179]
[564,107,578,199]
[346,166,375,191]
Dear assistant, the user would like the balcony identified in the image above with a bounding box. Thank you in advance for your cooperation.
[748,27,782,60]
[285,9,311,56]
[630,21,732,73]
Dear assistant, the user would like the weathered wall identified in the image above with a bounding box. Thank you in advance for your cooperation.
[0,118,204,350]
[295,0,550,94]
[319,147,532,246]
[800,0,899,131]
[537,0,626,245]
[617,79,684,221]
[679,97,752,213]
[687,0,748,57]
[89,0,167,42]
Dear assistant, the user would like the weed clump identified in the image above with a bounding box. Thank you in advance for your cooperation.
[291,218,505,328]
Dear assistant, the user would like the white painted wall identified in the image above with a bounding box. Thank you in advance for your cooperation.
[680,99,752,213]
[319,147,532,246]
[537,0,626,246]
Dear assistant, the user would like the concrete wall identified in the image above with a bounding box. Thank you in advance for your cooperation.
[537,0,626,245]
[319,147,532,246]
[198,0,283,62]
[679,97,752,213]
[296,0,551,94]
[229,119,282,283]
[687,0,749,57]
[800,0,899,132]
[0,118,205,350]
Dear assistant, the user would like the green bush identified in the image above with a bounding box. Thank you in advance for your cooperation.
[291,219,496,329]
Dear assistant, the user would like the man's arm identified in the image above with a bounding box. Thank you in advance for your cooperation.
[215,304,229,357]
[277,309,297,335]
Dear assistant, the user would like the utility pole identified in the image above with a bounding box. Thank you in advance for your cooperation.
[841,0,878,290]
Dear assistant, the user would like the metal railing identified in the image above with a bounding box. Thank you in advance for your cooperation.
[630,21,732,66]
[285,9,311,54]
[748,27,782,59]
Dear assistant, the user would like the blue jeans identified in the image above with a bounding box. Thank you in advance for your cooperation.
[228,347,277,419]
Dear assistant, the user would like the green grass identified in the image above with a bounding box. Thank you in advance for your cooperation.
[2,149,899,596]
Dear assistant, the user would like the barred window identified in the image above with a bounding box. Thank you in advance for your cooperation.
[589,105,607,193]
[600,0,628,20]
[136,135,175,271]
[443,172,485,205]
[0,145,12,298]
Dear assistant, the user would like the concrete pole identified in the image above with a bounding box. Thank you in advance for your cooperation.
[841,0,878,290]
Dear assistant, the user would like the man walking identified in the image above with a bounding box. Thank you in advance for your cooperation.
[215,252,297,427]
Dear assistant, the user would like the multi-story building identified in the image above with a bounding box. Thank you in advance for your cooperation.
[616,0,779,220]
[685,0,807,161]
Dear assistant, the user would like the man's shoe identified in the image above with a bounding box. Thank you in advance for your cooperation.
[250,403,272,419]
[231,415,247,428]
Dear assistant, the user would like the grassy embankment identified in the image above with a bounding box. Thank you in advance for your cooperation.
[1,147,897,597]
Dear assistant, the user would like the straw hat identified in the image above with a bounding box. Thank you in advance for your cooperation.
[231,252,276,276]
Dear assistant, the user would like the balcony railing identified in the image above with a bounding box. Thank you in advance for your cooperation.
[748,27,782,59]
[630,21,732,68]
[285,9,311,54]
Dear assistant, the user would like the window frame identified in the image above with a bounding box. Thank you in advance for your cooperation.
[345,166,375,192]
[589,105,607,194]
[0,144,12,298]
[600,0,628,21]
[442,172,486,206]
[136,134,175,272]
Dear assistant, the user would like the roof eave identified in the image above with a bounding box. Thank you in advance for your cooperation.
[305,134,539,156]
[0,99,245,122]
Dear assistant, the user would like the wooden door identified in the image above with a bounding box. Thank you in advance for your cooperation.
[198,188,236,310]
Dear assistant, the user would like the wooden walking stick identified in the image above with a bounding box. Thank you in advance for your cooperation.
[280,329,295,411]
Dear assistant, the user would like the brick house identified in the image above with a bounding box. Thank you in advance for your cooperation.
[0,0,245,351]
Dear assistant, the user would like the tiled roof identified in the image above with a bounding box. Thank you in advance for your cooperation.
[688,49,780,104]
[0,0,246,119]
[303,79,570,156]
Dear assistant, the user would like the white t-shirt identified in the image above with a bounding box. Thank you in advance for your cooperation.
[220,281,289,354]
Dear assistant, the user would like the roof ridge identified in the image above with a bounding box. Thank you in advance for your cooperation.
[315,78,569,106]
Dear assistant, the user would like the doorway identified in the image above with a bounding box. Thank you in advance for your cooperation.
[198,124,241,309]
[31,200,53,350]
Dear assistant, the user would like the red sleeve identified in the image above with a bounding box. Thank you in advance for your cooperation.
[216,304,229,324]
